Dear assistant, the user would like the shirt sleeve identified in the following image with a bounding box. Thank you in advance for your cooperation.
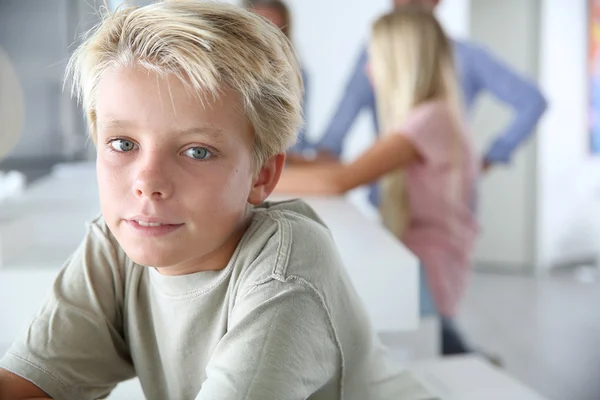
[316,45,377,156]
[469,44,548,164]
[195,280,339,400]
[0,219,135,400]
[399,102,455,167]
[289,67,311,153]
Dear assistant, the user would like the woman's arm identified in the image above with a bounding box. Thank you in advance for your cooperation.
[276,133,422,195]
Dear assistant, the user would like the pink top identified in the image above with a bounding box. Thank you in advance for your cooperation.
[398,100,479,317]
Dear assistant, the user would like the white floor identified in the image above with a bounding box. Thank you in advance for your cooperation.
[455,269,600,400]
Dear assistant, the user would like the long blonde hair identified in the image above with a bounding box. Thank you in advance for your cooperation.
[370,7,464,238]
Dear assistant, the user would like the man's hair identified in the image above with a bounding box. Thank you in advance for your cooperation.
[67,0,303,168]
[244,0,292,38]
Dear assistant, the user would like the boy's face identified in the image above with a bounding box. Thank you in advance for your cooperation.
[95,66,282,275]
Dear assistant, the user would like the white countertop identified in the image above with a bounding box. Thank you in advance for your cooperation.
[50,355,550,400]
[0,163,418,348]
[409,355,548,400]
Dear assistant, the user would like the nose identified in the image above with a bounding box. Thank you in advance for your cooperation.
[132,152,174,201]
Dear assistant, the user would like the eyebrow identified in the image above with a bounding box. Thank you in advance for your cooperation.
[99,119,228,141]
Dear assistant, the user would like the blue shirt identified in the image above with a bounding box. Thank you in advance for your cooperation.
[313,40,548,164]
[289,67,310,153]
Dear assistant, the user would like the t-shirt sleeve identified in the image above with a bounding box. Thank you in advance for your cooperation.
[195,280,339,400]
[399,101,455,167]
[0,219,136,399]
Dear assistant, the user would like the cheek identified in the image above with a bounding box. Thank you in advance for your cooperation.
[96,154,129,203]
[202,165,252,203]
[201,161,254,209]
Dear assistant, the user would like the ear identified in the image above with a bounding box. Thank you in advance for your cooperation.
[247,153,286,205]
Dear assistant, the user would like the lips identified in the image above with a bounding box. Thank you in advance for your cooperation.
[127,215,181,225]
[124,216,185,237]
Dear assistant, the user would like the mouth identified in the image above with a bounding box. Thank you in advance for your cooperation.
[124,217,185,237]
[134,220,172,227]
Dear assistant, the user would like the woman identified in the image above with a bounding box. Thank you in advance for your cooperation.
[275,7,479,356]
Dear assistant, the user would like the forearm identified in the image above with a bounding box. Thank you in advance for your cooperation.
[277,133,421,195]
[0,369,51,400]
[275,164,346,195]
[484,91,547,163]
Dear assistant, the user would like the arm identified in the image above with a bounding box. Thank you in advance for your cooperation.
[0,369,51,400]
[195,282,339,399]
[276,132,422,195]
[471,44,548,165]
[0,221,135,399]
[315,46,377,157]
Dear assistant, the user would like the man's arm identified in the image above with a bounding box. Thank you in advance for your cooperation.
[471,43,548,165]
[196,281,339,399]
[315,46,377,157]
[0,368,51,400]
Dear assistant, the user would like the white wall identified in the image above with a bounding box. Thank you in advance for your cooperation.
[536,0,600,270]
[436,0,470,39]
[469,0,600,271]
[468,0,541,271]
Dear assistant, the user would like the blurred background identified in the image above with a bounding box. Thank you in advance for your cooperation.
[0,1,599,399]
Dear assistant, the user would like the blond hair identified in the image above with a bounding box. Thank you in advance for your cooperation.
[66,0,303,169]
[370,7,464,238]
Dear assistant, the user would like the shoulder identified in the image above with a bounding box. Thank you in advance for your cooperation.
[453,38,501,73]
[453,38,490,58]
[85,215,128,262]
[74,215,138,287]
[234,200,344,290]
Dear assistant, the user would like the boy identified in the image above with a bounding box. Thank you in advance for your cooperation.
[0,2,423,399]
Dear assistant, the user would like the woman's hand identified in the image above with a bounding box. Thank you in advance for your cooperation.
[285,150,339,166]
[275,163,347,196]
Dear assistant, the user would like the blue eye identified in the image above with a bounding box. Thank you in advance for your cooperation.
[184,147,213,160]
[110,139,136,152]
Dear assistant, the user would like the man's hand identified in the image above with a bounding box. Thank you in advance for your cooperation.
[481,159,493,173]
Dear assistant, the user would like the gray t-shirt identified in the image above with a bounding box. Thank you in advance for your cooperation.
[1,200,424,400]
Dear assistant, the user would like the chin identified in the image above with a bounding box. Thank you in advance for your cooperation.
[107,221,187,268]
[129,250,177,268]
[120,240,184,268]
